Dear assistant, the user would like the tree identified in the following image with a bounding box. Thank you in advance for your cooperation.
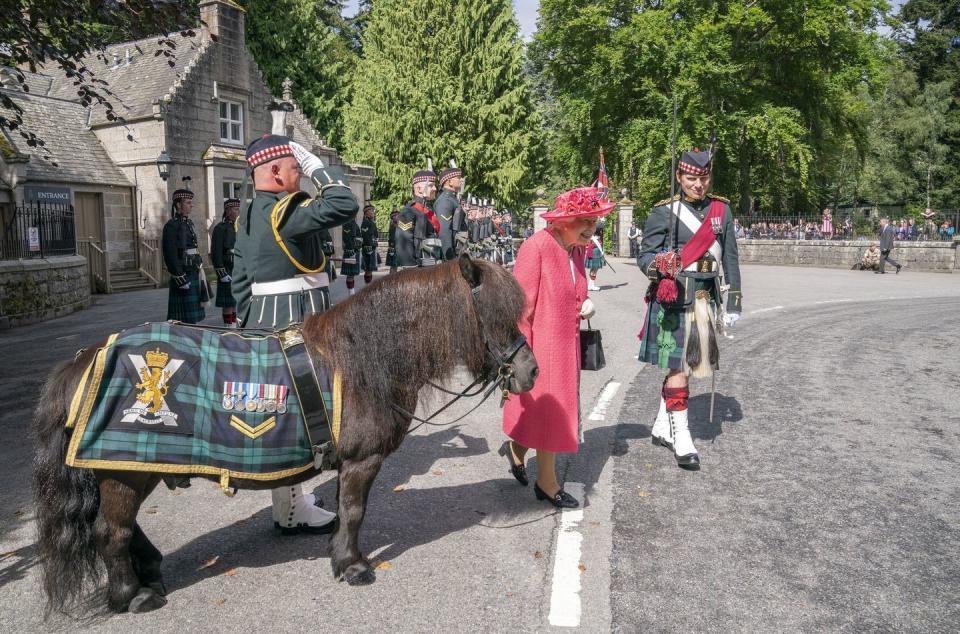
[242,0,356,148]
[1,0,198,150]
[343,0,542,218]
[531,0,891,215]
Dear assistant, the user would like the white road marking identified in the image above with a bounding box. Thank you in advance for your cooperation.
[588,382,621,421]
[548,481,586,628]
[749,305,784,314]
[814,299,855,305]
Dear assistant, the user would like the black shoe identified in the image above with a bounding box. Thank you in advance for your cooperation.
[498,441,528,486]
[896,265,902,274]
[676,453,701,471]
[534,483,579,508]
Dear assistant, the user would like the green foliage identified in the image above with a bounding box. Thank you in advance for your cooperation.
[242,0,356,147]
[531,0,892,215]
[343,0,542,218]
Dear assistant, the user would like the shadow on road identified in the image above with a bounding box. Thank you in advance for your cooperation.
[688,392,743,442]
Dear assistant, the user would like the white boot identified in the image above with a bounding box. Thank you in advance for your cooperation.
[349,288,356,296]
[669,409,700,470]
[588,280,600,291]
[651,396,672,449]
[271,484,337,534]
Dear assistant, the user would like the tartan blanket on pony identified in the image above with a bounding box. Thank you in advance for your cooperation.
[64,322,340,492]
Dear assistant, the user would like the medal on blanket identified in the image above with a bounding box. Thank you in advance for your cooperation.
[264,384,277,413]
[222,381,242,411]
[276,385,288,414]
[256,383,267,412]
[244,383,259,412]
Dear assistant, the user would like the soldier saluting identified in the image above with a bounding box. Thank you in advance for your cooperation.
[394,157,441,267]
[637,148,742,470]
[232,134,358,328]
[435,157,466,260]
[210,198,240,326]
[162,189,205,324]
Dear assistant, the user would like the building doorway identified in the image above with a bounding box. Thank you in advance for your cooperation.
[74,192,104,243]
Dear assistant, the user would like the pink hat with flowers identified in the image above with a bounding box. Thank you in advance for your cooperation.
[541,186,616,220]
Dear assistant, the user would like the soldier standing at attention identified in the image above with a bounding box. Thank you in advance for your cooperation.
[435,157,465,260]
[360,202,379,285]
[637,149,742,471]
[231,134,357,534]
[210,198,240,326]
[395,158,441,267]
[162,189,205,324]
[340,211,362,296]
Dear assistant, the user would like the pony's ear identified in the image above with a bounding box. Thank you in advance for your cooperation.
[458,253,482,288]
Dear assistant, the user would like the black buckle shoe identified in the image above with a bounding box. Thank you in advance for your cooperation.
[896,265,902,274]
[498,441,528,486]
[534,483,579,508]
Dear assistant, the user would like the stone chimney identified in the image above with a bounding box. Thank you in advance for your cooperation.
[199,0,246,47]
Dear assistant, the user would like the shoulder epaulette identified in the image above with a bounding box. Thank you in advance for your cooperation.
[653,194,680,207]
[709,194,730,203]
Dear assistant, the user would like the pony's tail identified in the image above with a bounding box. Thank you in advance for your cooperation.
[32,358,102,616]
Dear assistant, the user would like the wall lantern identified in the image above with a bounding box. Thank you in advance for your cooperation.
[156,150,173,182]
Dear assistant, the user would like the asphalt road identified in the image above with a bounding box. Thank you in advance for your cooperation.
[1,260,958,632]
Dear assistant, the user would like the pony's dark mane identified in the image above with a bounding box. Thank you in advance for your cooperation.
[304,259,526,412]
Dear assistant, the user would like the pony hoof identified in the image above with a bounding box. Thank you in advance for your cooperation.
[343,562,376,586]
[128,587,167,613]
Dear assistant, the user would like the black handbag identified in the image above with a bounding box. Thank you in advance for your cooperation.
[579,320,605,371]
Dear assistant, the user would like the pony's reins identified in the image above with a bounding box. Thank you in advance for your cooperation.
[396,283,528,435]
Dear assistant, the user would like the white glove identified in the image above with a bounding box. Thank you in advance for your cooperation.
[579,297,595,320]
[179,282,191,290]
[289,140,325,175]
[221,274,232,283]
[723,312,740,328]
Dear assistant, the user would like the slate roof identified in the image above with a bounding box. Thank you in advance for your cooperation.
[0,89,132,187]
[40,32,205,125]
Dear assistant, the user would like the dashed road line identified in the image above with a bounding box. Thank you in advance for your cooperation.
[588,382,621,421]
[749,305,784,314]
[548,481,586,628]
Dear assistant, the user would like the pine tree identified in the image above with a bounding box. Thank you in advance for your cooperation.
[242,0,356,147]
[343,0,541,216]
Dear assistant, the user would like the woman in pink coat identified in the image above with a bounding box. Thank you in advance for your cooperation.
[501,187,615,508]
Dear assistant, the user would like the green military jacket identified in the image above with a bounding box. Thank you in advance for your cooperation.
[637,194,742,314]
[232,166,358,328]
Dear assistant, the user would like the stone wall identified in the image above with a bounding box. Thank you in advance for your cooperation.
[0,256,90,328]
[737,239,959,272]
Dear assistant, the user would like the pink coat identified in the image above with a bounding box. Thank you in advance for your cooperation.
[503,229,587,453]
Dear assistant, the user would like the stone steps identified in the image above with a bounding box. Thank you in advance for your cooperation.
[110,269,157,292]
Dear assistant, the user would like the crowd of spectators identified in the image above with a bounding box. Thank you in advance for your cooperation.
[735,212,957,242]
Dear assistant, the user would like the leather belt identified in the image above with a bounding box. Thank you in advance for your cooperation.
[252,273,329,296]
[280,330,336,471]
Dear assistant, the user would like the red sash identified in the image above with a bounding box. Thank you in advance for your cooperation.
[678,199,725,267]
[413,202,441,234]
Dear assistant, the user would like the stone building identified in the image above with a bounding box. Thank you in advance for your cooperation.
[0,0,373,301]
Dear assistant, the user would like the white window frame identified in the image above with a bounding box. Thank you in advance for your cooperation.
[222,179,253,205]
[219,99,244,144]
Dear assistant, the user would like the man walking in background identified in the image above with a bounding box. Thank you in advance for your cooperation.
[877,216,902,274]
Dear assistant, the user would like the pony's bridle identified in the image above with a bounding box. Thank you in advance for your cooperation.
[395,281,529,434]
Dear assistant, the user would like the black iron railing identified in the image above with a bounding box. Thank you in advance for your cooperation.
[0,202,77,260]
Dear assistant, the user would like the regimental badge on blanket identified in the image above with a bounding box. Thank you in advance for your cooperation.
[222,382,289,414]
[119,347,187,428]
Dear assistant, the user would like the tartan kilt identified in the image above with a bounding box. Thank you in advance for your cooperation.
[215,279,236,308]
[167,269,205,323]
[586,251,605,270]
[361,248,379,272]
[340,251,361,276]
[638,299,688,371]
